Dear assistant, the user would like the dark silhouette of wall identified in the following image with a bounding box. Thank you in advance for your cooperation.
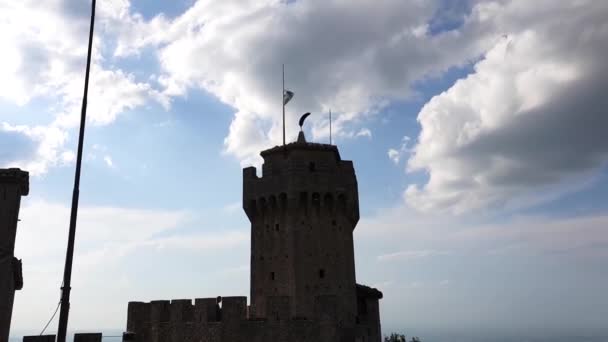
[0,168,28,342]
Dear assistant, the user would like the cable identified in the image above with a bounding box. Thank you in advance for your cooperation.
[40,300,61,335]
[40,281,64,335]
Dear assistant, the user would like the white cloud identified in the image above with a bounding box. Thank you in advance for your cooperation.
[103,155,115,168]
[60,151,75,165]
[11,199,248,331]
[91,0,608,217]
[356,128,372,139]
[405,1,608,213]
[110,0,494,166]
[0,0,163,175]
[387,135,411,165]
[0,122,70,175]
[388,148,400,164]
[377,249,448,262]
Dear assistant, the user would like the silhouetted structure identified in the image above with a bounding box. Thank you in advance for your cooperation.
[125,132,382,341]
[0,168,29,341]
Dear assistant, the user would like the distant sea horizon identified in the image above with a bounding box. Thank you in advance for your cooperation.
[9,329,608,342]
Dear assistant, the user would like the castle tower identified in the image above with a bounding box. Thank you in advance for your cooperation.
[243,131,360,324]
[0,168,29,341]
[125,130,382,341]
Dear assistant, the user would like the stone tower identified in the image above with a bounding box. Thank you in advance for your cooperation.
[243,131,360,324]
[0,168,29,341]
[124,131,382,342]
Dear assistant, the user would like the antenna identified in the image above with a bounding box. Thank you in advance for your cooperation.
[329,109,332,145]
[282,64,285,146]
[57,0,96,341]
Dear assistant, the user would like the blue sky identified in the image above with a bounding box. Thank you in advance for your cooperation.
[2,0,608,340]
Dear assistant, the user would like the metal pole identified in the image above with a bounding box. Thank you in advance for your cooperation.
[329,109,332,145]
[282,64,285,146]
[57,0,95,340]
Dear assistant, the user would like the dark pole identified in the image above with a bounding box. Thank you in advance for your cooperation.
[56,0,96,341]
[282,63,285,146]
[329,109,332,145]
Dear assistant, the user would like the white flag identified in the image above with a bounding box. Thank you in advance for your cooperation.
[283,90,294,105]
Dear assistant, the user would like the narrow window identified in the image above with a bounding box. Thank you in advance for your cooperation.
[319,269,325,279]
[275,223,279,231]
[309,162,316,172]
[271,272,275,280]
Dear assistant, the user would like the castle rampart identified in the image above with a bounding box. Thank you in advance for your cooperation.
[126,292,380,342]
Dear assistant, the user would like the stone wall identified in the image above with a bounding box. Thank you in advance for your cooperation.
[126,294,380,342]
[0,168,29,342]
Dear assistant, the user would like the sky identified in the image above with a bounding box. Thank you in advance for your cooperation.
[2,0,608,340]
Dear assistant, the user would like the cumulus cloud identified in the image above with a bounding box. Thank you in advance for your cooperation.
[99,0,608,215]
[5,0,608,214]
[388,135,411,165]
[405,0,608,213]
[103,155,115,168]
[388,148,401,164]
[355,128,372,139]
[0,0,164,175]
[109,0,495,166]
[0,126,38,166]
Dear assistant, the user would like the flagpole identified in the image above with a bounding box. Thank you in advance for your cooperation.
[57,0,95,341]
[282,64,285,146]
[329,109,332,145]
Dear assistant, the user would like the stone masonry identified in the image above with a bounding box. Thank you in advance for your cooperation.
[0,168,29,342]
[125,132,382,341]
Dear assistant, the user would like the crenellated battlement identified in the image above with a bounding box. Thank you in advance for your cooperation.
[242,139,360,225]
[243,188,359,225]
[124,294,365,342]
[127,295,343,326]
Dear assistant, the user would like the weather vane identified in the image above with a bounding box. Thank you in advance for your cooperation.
[299,112,311,132]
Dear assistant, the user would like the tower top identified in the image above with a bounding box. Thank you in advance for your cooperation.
[260,131,341,161]
[0,168,29,196]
